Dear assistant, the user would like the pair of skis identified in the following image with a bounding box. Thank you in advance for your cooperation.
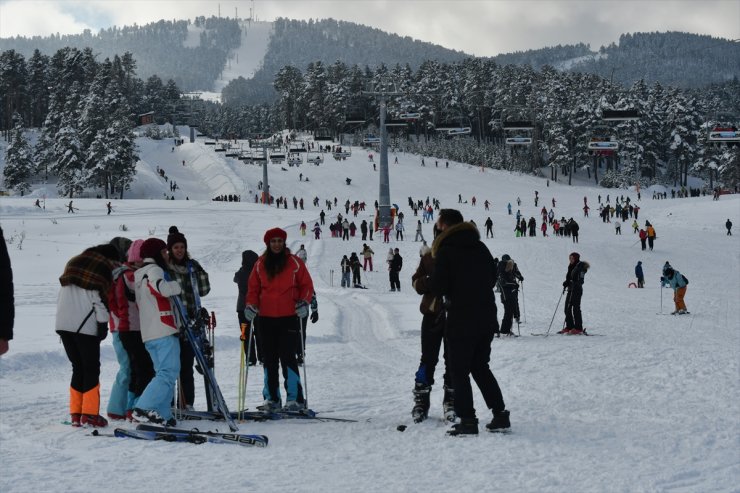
[172,407,358,423]
[92,425,267,447]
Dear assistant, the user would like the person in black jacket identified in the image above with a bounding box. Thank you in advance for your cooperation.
[497,254,524,336]
[234,250,260,365]
[559,252,590,334]
[431,209,509,436]
[389,248,403,291]
[0,227,14,355]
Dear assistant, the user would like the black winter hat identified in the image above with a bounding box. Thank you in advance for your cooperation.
[167,226,187,250]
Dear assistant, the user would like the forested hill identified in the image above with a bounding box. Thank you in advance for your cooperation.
[0,16,242,91]
[494,32,739,89]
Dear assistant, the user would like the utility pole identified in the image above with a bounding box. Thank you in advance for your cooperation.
[362,83,403,230]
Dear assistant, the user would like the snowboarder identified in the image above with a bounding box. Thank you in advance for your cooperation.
[559,251,589,335]
[410,242,455,423]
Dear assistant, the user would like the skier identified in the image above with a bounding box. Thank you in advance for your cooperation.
[497,254,524,336]
[67,200,75,213]
[484,217,494,239]
[646,222,656,250]
[56,243,119,428]
[635,261,644,288]
[727,219,733,236]
[559,252,590,335]
[362,244,374,271]
[234,250,260,366]
[661,263,689,314]
[35,198,41,209]
[340,255,351,288]
[396,220,405,241]
[299,221,307,236]
[350,252,362,286]
[431,209,509,435]
[410,242,455,423]
[132,238,183,427]
[295,244,308,263]
[632,219,639,234]
[107,202,113,215]
[389,248,403,291]
[166,227,211,410]
[312,223,322,239]
[415,220,424,242]
[639,228,647,250]
[244,227,314,412]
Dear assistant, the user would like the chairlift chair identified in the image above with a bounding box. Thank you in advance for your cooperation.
[588,127,619,153]
[399,112,421,120]
[314,127,333,141]
[288,153,303,167]
[505,136,533,146]
[270,152,285,164]
[707,126,739,147]
[601,109,640,121]
[502,120,534,131]
[363,135,381,145]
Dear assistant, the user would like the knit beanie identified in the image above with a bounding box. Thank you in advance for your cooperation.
[167,226,187,250]
[127,239,145,263]
[140,238,168,260]
[263,227,287,245]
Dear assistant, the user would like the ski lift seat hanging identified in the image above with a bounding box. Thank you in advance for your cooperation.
[363,135,381,144]
[502,121,534,131]
[505,136,533,146]
[602,109,640,121]
[708,126,739,147]
[399,112,421,120]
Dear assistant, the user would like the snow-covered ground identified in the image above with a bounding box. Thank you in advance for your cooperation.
[1,133,739,492]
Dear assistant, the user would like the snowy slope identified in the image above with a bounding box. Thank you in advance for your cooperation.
[1,134,739,493]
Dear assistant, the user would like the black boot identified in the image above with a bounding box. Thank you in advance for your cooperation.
[447,417,478,436]
[486,410,510,432]
[442,386,456,423]
[411,383,431,423]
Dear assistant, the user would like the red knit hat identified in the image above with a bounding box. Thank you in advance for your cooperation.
[140,238,168,260]
[263,227,287,245]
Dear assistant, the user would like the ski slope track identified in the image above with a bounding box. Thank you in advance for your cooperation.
[0,130,739,492]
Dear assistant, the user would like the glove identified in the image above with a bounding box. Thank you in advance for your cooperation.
[295,300,309,319]
[244,305,259,323]
[562,280,569,288]
[310,311,319,324]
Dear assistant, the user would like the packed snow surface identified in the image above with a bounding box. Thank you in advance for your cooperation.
[1,132,739,492]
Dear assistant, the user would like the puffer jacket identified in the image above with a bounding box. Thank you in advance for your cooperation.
[412,252,441,315]
[55,284,109,337]
[246,254,314,318]
[135,260,182,343]
[664,270,687,290]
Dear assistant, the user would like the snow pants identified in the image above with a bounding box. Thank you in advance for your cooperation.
[674,286,687,311]
[499,287,519,334]
[178,337,195,407]
[258,316,302,403]
[415,312,451,388]
[447,329,506,420]
[119,330,155,401]
[564,288,583,330]
[137,334,180,421]
[107,332,132,417]
[363,257,373,271]
[59,331,101,416]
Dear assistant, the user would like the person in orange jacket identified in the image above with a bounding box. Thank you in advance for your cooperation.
[244,227,314,412]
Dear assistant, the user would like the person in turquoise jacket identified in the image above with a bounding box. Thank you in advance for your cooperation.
[661,264,688,314]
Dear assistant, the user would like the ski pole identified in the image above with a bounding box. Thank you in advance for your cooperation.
[237,323,247,420]
[297,316,308,409]
[545,289,566,336]
[660,285,663,314]
[243,321,254,413]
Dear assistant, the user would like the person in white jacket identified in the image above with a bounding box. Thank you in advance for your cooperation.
[56,244,119,428]
[131,238,182,426]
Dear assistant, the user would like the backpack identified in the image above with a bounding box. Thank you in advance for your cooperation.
[682,274,689,285]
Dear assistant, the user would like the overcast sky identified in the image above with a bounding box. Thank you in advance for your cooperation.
[0,0,738,56]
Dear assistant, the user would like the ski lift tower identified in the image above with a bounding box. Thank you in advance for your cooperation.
[362,80,403,230]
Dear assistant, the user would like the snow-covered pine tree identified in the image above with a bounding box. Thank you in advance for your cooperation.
[2,113,34,194]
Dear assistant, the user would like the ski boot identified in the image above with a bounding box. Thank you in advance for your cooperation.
[442,386,457,423]
[411,383,431,423]
[257,399,282,412]
[447,417,478,436]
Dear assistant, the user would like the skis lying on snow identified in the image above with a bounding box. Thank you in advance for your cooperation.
[90,426,268,447]
[530,329,603,337]
[172,407,359,423]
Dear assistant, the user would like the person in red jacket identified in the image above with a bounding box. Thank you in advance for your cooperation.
[244,227,314,412]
